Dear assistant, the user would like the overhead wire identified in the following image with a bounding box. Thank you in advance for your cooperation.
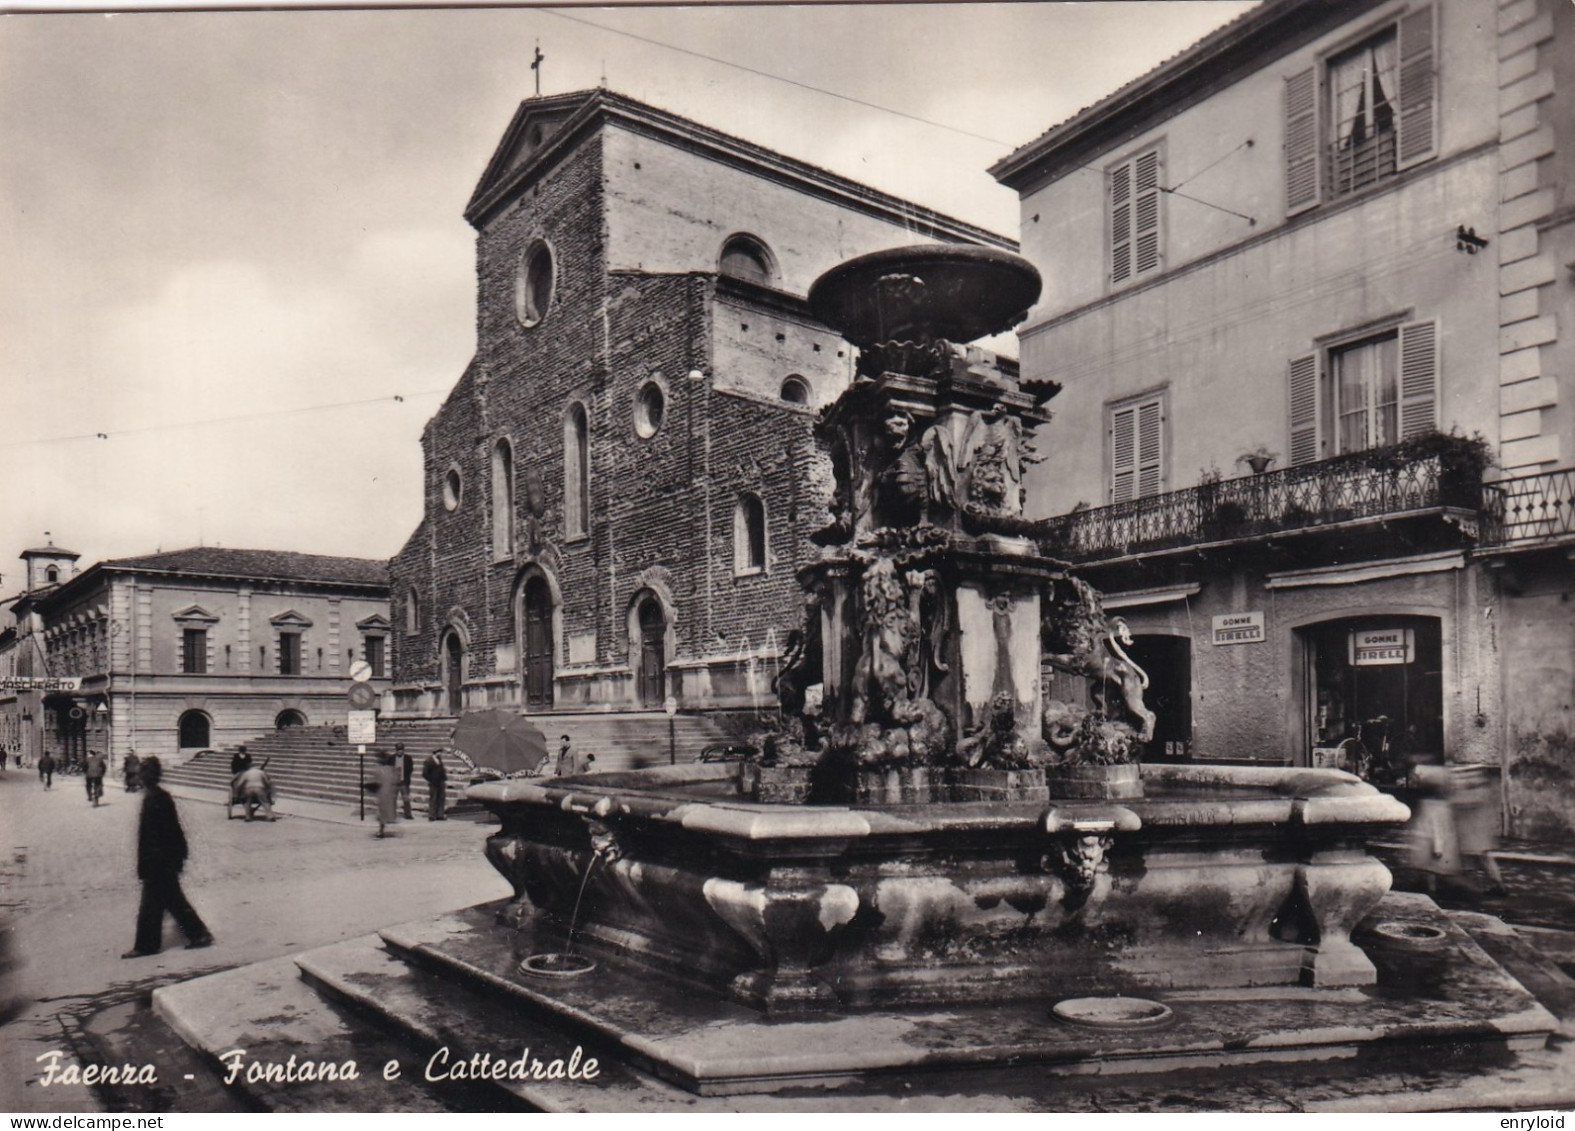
[541,8,1257,226]
[0,389,447,451]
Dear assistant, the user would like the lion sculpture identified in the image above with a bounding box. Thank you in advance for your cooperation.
[1043,576,1156,745]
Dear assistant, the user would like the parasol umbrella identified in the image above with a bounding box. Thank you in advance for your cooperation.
[450,709,550,777]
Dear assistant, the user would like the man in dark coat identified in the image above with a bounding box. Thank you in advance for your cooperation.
[422,749,448,821]
[123,757,213,958]
[396,744,414,820]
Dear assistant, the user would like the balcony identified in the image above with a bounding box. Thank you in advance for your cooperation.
[1034,434,1492,566]
[1481,468,1575,550]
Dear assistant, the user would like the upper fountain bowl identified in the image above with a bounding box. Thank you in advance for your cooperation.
[808,245,1042,350]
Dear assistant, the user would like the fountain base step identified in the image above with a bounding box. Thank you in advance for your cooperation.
[145,893,1570,1111]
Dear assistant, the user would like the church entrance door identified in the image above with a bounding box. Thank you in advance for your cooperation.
[524,577,554,709]
[637,597,666,708]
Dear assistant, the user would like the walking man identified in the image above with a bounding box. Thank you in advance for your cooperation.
[395,744,414,820]
[123,757,213,958]
[555,734,576,776]
[423,749,448,821]
[38,751,55,790]
[84,749,107,806]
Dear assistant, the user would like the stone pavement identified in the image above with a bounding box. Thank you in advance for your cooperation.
[0,765,512,1113]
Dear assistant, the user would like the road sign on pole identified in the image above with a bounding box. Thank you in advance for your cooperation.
[348,710,377,745]
[348,659,373,683]
[347,681,378,710]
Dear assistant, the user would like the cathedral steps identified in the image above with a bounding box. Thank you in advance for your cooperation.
[156,712,732,810]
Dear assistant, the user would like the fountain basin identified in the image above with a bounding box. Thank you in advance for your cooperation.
[473,762,1409,1015]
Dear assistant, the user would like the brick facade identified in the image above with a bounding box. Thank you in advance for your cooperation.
[389,90,1011,716]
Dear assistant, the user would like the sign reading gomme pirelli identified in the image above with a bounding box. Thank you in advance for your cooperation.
[1211,612,1264,646]
[1349,627,1415,666]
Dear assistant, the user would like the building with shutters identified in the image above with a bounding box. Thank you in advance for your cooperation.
[991,0,1575,836]
[386,89,1014,720]
[0,545,390,769]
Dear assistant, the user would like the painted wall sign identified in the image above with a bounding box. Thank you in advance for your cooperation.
[0,676,81,692]
[1211,612,1265,645]
[1349,627,1415,666]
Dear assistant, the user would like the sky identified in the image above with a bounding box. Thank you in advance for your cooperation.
[0,1,1257,591]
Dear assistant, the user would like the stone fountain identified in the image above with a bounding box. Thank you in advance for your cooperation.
[449,246,1554,1094]
[146,247,1563,1111]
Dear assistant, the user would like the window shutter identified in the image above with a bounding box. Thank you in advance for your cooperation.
[1111,406,1136,502]
[1133,150,1162,276]
[1288,352,1321,465]
[1396,4,1437,170]
[1136,399,1163,496]
[1110,162,1133,284]
[1284,66,1320,216]
[1398,319,1438,438]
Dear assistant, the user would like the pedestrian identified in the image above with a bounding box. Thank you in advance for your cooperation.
[123,751,141,793]
[232,762,276,822]
[1451,763,1507,894]
[84,750,107,806]
[373,751,399,838]
[122,757,213,958]
[1406,763,1461,895]
[423,749,448,821]
[396,744,414,820]
[38,751,55,790]
[229,745,252,777]
[555,734,575,776]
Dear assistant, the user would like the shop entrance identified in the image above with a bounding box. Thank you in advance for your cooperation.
[1124,634,1192,761]
[1302,616,1442,778]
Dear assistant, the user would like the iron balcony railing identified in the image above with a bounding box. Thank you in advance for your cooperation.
[1036,436,1489,563]
[1481,468,1575,548]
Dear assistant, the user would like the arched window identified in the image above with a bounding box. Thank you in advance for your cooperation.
[492,438,516,560]
[177,710,211,750]
[564,403,589,537]
[275,709,307,729]
[45,566,59,584]
[516,240,555,326]
[719,234,774,286]
[405,586,420,635]
[780,375,811,406]
[734,493,767,575]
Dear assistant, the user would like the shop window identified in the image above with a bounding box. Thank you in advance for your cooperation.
[1304,616,1442,781]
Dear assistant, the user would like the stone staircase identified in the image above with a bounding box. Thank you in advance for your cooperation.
[517,711,729,771]
[158,712,729,810]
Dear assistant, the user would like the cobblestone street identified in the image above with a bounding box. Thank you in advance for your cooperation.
[0,765,512,1113]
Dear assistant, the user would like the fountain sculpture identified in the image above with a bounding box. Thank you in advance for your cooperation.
[443,246,1554,1096]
